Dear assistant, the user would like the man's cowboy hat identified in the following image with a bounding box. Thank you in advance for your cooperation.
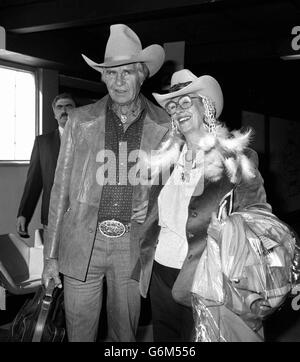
[82,24,165,78]
[153,69,224,117]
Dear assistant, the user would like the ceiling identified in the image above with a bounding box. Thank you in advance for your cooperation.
[0,0,299,77]
[0,0,300,119]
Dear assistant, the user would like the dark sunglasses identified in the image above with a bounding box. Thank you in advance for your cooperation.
[165,95,199,115]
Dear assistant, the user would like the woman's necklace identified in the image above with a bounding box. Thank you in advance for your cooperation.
[181,150,195,182]
[181,165,192,182]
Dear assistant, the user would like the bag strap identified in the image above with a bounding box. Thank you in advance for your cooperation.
[217,187,235,221]
[32,279,57,342]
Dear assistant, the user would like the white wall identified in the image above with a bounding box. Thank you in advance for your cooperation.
[0,165,41,246]
[0,67,58,246]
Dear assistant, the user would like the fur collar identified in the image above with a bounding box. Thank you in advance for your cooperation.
[142,125,256,184]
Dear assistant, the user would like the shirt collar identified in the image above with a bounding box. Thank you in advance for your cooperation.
[107,96,146,118]
[58,126,64,137]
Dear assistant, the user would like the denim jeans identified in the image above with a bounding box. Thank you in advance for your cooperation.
[63,229,140,342]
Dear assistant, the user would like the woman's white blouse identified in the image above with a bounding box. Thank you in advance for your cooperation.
[155,144,204,269]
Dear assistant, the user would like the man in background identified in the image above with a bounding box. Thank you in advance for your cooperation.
[16,93,76,238]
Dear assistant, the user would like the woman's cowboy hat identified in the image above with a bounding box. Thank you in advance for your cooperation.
[82,24,165,78]
[153,69,224,117]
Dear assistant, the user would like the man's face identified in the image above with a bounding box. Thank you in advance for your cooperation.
[103,64,142,105]
[53,98,76,128]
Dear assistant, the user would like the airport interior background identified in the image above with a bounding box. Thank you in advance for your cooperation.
[0,0,300,342]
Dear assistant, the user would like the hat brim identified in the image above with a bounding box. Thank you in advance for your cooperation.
[152,75,224,118]
[82,44,165,78]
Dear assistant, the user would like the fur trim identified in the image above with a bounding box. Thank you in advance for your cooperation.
[204,148,224,182]
[141,125,256,184]
[198,133,216,151]
[218,129,252,153]
[224,157,238,183]
[139,134,183,180]
[239,153,256,180]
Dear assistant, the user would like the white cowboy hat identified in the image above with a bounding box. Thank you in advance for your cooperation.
[153,69,224,117]
[82,24,165,78]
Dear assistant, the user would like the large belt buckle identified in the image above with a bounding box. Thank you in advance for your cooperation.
[98,219,126,238]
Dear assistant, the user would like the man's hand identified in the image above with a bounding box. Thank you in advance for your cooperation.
[42,259,62,289]
[16,216,29,238]
[132,201,149,224]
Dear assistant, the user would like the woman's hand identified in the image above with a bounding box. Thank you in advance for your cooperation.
[207,210,228,242]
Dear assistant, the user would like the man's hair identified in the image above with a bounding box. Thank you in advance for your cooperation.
[136,62,149,83]
[101,62,149,84]
[52,93,75,110]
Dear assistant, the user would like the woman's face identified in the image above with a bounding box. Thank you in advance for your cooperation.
[165,93,205,136]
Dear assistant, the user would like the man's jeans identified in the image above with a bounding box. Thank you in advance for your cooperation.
[63,229,140,342]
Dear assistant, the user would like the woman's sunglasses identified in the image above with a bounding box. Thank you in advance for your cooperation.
[164,95,199,115]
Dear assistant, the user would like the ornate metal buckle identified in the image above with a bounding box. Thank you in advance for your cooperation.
[98,219,126,238]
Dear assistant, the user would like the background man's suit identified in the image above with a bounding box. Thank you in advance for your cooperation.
[17,129,60,226]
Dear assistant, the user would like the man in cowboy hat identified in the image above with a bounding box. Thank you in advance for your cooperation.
[42,24,170,342]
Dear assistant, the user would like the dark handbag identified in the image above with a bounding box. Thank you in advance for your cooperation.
[9,280,66,342]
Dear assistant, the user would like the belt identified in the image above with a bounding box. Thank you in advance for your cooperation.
[98,219,131,238]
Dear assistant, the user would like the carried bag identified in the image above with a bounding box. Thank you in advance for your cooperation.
[9,280,66,342]
[191,205,297,341]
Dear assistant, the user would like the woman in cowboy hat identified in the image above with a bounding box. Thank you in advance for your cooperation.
[134,69,297,342]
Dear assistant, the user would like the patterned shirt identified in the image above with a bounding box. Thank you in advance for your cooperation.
[98,97,145,223]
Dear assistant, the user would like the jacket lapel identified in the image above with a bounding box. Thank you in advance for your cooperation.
[131,99,170,223]
[75,99,107,207]
[45,129,60,171]
[53,129,60,160]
